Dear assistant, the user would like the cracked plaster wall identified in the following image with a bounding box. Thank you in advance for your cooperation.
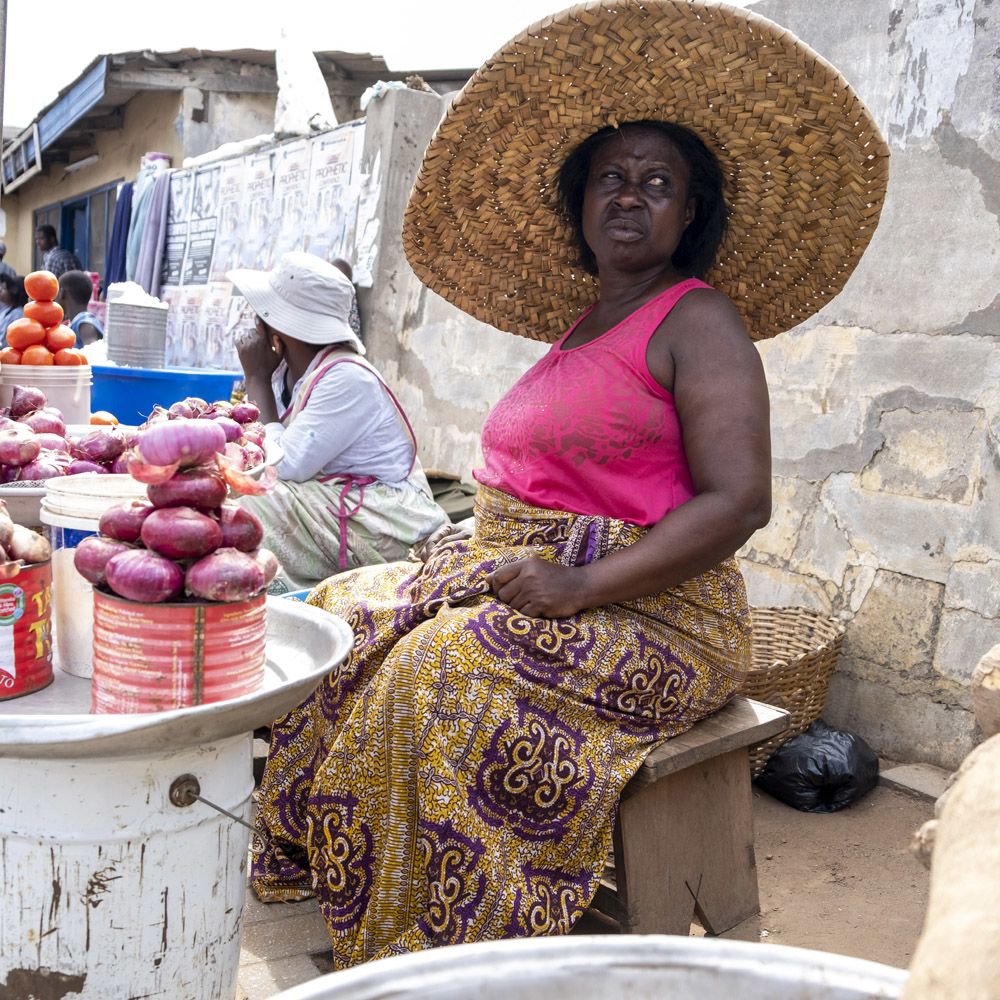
[365,1,997,768]
[745,0,1000,767]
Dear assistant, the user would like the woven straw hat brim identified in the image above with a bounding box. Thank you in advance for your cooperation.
[402,0,889,343]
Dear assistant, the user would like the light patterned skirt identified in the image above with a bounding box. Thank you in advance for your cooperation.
[251,485,752,968]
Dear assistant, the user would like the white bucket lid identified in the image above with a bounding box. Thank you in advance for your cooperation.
[41,473,147,523]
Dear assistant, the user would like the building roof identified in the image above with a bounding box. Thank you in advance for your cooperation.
[7,47,472,169]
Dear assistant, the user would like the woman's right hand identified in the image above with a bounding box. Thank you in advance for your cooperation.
[236,322,281,381]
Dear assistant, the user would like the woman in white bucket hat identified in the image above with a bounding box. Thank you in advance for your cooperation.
[229,251,447,590]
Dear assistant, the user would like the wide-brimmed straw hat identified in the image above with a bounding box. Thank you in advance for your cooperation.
[402,0,889,342]
[228,251,365,353]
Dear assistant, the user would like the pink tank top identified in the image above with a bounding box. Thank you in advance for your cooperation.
[474,278,710,525]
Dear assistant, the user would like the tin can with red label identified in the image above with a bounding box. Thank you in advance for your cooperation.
[0,561,54,701]
[90,589,266,714]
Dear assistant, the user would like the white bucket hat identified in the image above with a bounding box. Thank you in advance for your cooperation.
[228,251,365,353]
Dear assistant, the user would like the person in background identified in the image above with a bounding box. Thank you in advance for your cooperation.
[56,270,105,347]
[0,242,16,280]
[34,224,83,277]
[331,256,363,341]
[0,273,28,347]
[230,251,448,592]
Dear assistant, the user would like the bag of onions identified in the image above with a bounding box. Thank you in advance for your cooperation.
[72,417,280,713]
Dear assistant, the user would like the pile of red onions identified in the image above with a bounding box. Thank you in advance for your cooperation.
[141,395,266,472]
[73,415,278,604]
[0,498,52,571]
[0,385,132,481]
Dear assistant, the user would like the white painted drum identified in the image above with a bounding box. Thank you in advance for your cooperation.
[0,598,354,1000]
[0,736,251,998]
[271,936,908,1000]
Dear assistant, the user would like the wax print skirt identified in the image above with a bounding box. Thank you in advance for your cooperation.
[251,485,752,968]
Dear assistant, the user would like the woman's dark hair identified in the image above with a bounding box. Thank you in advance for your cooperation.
[558,120,728,278]
[0,273,28,308]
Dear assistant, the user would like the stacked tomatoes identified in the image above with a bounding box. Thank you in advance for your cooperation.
[0,270,88,366]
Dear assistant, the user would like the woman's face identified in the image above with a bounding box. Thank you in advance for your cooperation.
[580,127,695,278]
[0,283,11,308]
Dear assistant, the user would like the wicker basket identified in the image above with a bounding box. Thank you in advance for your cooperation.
[741,606,846,777]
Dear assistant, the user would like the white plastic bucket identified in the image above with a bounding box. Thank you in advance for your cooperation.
[272,936,908,1000]
[40,473,148,677]
[0,364,93,424]
[0,734,252,999]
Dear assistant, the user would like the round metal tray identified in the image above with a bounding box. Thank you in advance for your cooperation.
[0,596,352,758]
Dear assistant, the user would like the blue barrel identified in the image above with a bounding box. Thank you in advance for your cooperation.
[91,366,243,424]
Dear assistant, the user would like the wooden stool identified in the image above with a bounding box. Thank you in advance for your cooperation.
[592,697,789,936]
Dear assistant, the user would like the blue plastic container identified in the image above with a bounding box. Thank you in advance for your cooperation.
[91,366,243,424]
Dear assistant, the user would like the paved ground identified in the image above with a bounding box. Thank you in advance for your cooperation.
[236,781,933,998]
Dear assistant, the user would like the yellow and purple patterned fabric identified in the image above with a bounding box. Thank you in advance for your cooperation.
[252,484,751,967]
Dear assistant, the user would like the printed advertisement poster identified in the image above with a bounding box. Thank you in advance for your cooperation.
[175,287,206,368]
[210,158,248,282]
[199,282,235,370]
[240,151,276,270]
[162,170,193,287]
[181,165,221,286]
[161,287,184,366]
[305,123,363,265]
[272,139,312,260]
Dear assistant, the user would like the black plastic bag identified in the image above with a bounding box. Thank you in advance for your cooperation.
[755,719,879,812]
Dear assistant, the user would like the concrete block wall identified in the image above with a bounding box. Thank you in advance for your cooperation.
[743,0,1000,768]
[358,0,998,769]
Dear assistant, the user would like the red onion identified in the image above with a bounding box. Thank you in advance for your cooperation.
[168,399,197,419]
[36,432,69,453]
[223,442,246,467]
[0,504,13,547]
[119,428,138,448]
[9,385,47,418]
[7,523,52,563]
[100,498,155,542]
[19,407,66,437]
[110,454,130,474]
[137,418,227,468]
[0,466,19,483]
[0,416,16,431]
[71,428,127,464]
[73,536,131,585]
[206,399,233,418]
[240,422,266,447]
[242,442,265,469]
[254,547,278,586]
[141,507,222,559]
[125,449,179,484]
[183,396,209,416]
[67,459,108,475]
[231,401,260,425]
[105,549,184,603]
[142,405,171,426]
[19,451,69,480]
[185,547,265,602]
[0,425,41,467]
[147,468,227,510]
[218,503,264,551]
[212,416,243,443]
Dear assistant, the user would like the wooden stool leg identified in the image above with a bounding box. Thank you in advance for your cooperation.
[615,746,759,935]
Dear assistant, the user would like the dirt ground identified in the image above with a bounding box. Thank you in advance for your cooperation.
[751,782,933,969]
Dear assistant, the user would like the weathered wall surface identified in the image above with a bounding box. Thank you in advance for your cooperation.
[743,0,1000,767]
[359,88,546,480]
[366,2,997,769]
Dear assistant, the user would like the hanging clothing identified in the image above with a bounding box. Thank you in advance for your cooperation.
[105,182,134,286]
[133,171,172,296]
